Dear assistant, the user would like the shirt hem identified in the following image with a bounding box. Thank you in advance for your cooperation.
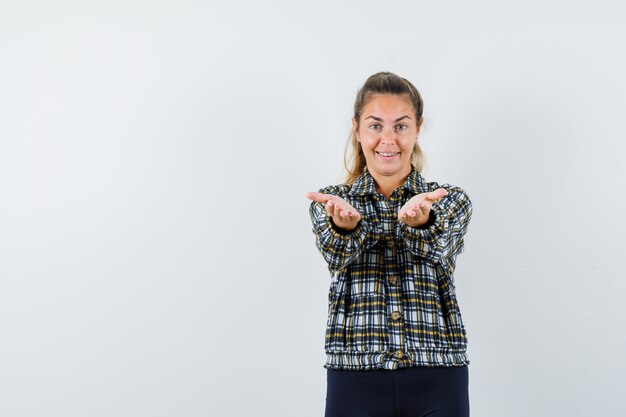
[323,349,470,371]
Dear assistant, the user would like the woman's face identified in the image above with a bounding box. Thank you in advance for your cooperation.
[352,93,422,180]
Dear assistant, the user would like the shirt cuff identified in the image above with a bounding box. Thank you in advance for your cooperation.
[399,205,446,237]
[326,215,366,238]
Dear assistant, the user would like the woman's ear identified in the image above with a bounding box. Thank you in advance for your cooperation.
[416,116,424,135]
[352,117,359,141]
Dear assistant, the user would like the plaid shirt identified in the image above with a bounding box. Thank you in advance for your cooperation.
[309,165,473,371]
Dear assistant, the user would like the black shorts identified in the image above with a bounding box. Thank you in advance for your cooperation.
[325,365,469,417]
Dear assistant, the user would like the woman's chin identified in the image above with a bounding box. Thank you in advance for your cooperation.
[369,160,409,175]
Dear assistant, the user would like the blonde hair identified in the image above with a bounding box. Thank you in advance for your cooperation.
[343,71,426,184]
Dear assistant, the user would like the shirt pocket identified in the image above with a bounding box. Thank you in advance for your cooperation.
[403,288,446,349]
[434,263,468,349]
[325,273,388,352]
[325,274,348,351]
[343,293,388,352]
[403,263,448,349]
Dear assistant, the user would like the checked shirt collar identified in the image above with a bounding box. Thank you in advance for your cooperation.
[347,165,431,197]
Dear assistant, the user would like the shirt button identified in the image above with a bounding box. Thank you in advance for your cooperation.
[386,240,395,249]
[391,311,402,321]
[393,350,404,359]
[388,276,398,285]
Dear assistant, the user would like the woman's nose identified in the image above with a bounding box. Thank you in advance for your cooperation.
[381,127,396,142]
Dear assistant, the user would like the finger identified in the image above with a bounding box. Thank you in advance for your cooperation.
[306,191,332,204]
[406,204,419,218]
[333,202,346,219]
[341,206,354,219]
[329,200,348,218]
[325,199,336,216]
[337,202,355,218]
[410,204,424,217]
[428,188,448,201]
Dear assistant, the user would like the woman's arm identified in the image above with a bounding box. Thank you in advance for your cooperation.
[399,186,473,265]
[308,186,372,274]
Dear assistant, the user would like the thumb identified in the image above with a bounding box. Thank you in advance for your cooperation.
[428,188,448,201]
[305,191,329,203]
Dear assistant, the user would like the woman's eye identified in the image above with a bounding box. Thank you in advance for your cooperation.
[396,124,408,131]
[369,124,381,131]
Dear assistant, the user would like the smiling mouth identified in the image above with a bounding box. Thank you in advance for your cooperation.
[376,151,399,158]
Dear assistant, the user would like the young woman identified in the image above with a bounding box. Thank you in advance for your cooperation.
[305,72,473,417]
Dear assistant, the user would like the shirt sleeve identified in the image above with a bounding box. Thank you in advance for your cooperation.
[398,185,473,265]
[309,186,372,274]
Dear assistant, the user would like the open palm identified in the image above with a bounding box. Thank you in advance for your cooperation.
[305,192,362,231]
[398,188,448,227]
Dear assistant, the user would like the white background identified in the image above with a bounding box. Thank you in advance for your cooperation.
[1,1,625,416]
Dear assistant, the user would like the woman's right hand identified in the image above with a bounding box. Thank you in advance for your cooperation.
[305,192,362,231]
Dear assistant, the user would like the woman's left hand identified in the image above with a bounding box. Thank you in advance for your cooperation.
[398,188,448,227]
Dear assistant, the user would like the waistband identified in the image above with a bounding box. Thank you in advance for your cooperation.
[324,348,470,371]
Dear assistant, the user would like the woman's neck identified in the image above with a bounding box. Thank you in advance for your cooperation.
[369,166,411,200]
